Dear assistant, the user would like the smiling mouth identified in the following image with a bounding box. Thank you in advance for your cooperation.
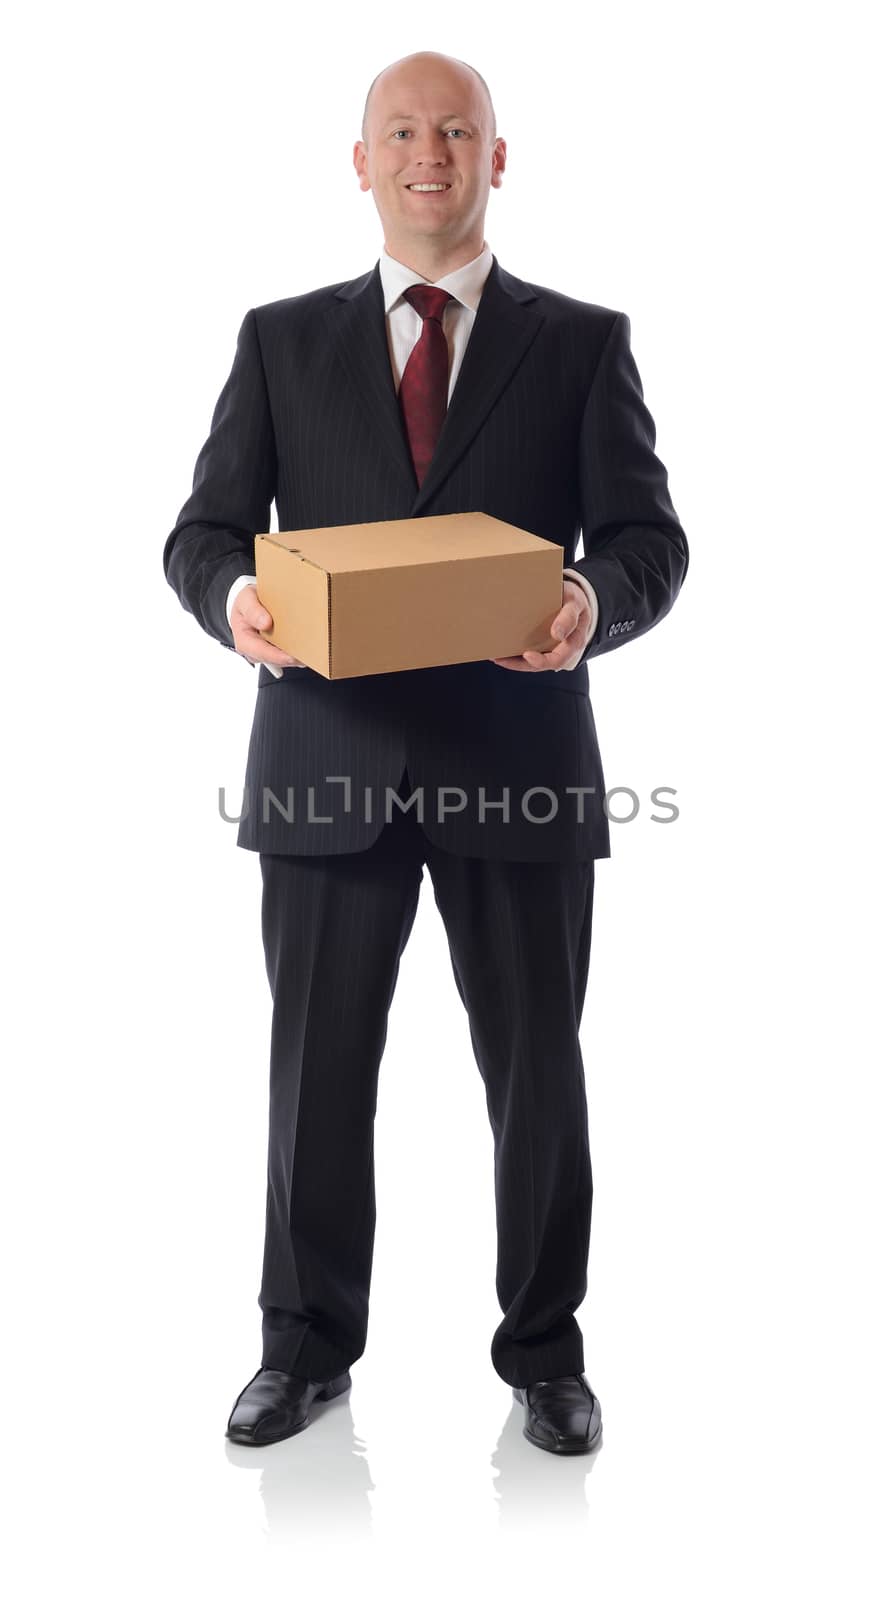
[406,182,452,192]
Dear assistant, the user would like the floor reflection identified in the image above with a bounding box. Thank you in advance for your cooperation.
[223,1382,601,1542]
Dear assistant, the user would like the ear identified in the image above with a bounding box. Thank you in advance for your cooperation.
[490,137,507,189]
[353,141,371,191]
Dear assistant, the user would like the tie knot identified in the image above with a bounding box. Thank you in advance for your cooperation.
[402,284,453,324]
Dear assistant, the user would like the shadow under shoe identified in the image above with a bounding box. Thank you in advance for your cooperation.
[226,1365,352,1446]
[512,1373,603,1454]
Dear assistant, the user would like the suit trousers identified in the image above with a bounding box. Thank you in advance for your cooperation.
[256,765,596,1388]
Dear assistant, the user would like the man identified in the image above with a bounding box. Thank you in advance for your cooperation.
[163,50,688,1456]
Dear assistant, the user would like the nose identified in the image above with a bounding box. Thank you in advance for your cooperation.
[411,133,448,166]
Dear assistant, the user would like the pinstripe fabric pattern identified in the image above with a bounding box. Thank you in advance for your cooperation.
[161,259,688,1385]
[164,256,688,858]
[258,767,595,1385]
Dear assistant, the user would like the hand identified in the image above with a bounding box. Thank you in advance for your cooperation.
[231,584,306,669]
[489,578,591,673]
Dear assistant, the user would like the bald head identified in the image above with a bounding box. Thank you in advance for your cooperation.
[353,49,506,279]
[361,51,497,145]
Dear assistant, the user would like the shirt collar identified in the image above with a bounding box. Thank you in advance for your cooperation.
[378,241,494,315]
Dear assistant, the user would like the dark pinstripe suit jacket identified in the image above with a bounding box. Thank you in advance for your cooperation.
[163,255,689,860]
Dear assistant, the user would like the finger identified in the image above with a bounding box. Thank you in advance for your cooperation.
[522,642,576,671]
[233,598,271,633]
[550,605,582,642]
[235,595,275,632]
[254,646,303,665]
[237,637,302,666]
[236,623,302,663]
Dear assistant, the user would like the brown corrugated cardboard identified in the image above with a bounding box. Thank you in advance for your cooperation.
[255,511,565,679]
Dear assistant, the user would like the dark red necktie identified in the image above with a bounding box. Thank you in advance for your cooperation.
[398,284,454,486]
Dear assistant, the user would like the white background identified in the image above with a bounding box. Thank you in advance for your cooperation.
[3,0,886,1593]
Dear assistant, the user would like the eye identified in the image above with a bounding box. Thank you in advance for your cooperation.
[390,127,470,138]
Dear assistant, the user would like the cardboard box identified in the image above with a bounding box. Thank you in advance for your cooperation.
[255,511,565,679]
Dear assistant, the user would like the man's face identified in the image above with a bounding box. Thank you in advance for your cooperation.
[353,61,506,254]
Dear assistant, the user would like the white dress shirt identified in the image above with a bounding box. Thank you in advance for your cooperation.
[227,241,598,671]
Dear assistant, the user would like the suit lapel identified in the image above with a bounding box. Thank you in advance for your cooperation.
[324,262,414,493]
[325,255,545,513]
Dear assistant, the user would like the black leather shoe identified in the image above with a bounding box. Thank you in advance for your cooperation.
[226,1366,351,1446]
[512,1373,603,1454]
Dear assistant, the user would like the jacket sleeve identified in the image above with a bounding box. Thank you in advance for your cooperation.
[570,310,689,664]
[162,308,275,659]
